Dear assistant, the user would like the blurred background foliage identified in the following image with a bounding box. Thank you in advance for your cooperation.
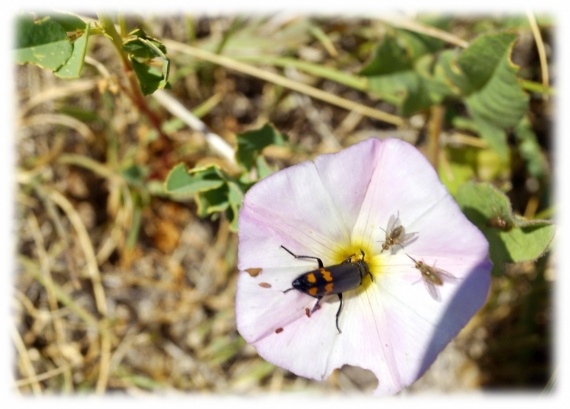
[14,11,554,395]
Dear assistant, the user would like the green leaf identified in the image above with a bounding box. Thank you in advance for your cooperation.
[361,34,454,115]
[444,31,530,160]
[457,32,518,95]
[14,15,72,71]
[47,12,87,32]
[164,163,246,229]
[365,72,412,106]
[55,23,90,79]
[235,123,287,169]
[254,155,275,180]
[164,163,225,196]
[456,181,555,275]
[359,34,413,76]
[131,59,169,95]
[367,66,453,116]
[473,119,510,160]
[399,70,435,116]
[415,53,456,103]
[432,49,464,96]
[513,116,549,179]
[227,181,245,232]
[123,28,167,59]
[396,27,445,61]
[195,186,229,216]
[123,28,170,95]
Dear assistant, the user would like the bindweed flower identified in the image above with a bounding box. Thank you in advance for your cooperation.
[235,137,492,395]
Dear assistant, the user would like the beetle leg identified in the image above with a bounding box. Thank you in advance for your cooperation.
[358,249,374,283]
[335,293,343,334]
[280,245,324,268]
[310,296,323,313]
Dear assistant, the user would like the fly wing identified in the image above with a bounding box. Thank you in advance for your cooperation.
[436,268,456,283]
[400,231,418,245]
[428,259,457,283]
[379,214,398,252]
[386,214,399,237]
[422,278,441,301]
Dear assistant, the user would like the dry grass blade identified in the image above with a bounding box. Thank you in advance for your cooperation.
[13,365,72,390]
[30,184,106,314]
[39,186,112,393]
[152,90,237,168]
[19,114,96,142]
[18,79,98,118]
[526,11,550,99]
[164,39,404,126]
[377,13,469,48]
[11,320,42,395]
[26,213,74,391]
[17,255,99,326]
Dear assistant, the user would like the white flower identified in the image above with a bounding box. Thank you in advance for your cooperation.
[236,137,492,395]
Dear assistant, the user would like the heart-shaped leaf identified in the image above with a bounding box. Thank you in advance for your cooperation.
[456,181,555,275]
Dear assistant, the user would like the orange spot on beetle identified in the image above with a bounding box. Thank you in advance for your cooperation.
[321,269,333,282]
[324,283,334,293]
[307,273,317,284]
[308,287,318,296]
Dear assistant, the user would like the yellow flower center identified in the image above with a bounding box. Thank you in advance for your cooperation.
[329,235,383,294]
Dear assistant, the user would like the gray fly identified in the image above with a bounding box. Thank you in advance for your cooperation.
[406,254,456,301]
[379,213,418,253]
